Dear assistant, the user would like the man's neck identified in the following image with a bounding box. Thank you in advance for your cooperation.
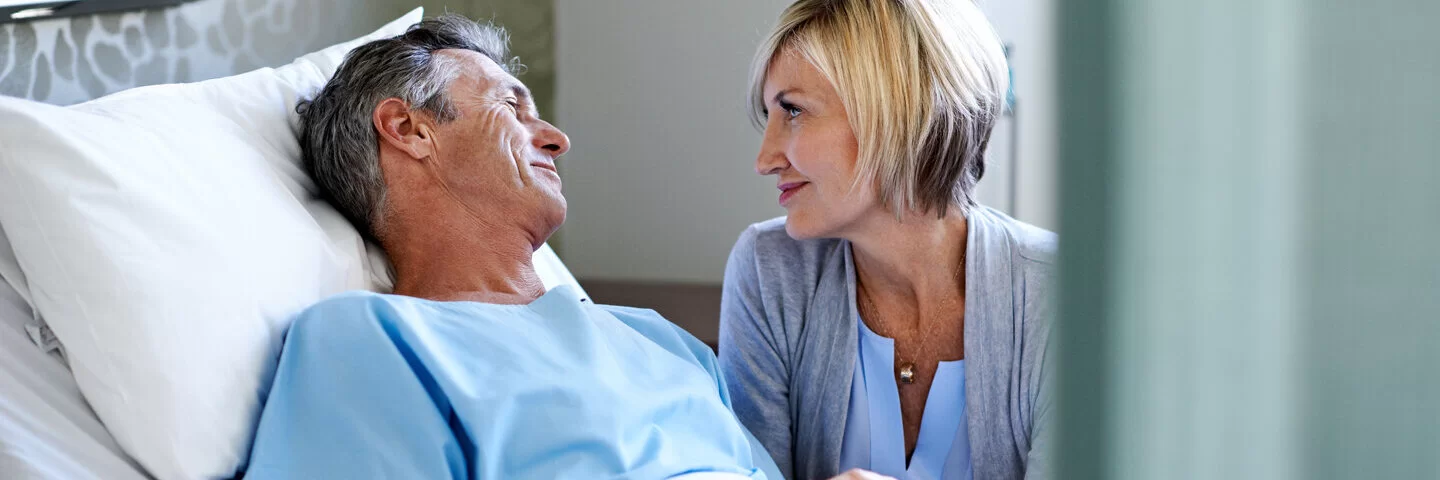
[384,206,547,305]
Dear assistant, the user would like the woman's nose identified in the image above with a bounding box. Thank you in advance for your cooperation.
[754,125,788,175]
[533,120,571,158]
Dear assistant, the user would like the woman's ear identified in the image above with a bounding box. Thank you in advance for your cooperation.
[373,98,436,160]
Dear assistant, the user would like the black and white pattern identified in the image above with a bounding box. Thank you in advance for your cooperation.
[0,0,554,108]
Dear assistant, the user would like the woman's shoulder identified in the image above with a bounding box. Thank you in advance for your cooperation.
[730,216,844,275]
[973,205,1057,268]
[723,217,847,321]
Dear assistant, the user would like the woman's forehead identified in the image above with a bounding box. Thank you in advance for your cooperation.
[764,52,830,99]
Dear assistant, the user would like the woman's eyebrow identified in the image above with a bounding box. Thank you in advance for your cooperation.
[772,90,790,105]
[772,89,808,106]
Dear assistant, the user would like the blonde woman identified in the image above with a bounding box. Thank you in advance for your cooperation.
[718,1,1055,479]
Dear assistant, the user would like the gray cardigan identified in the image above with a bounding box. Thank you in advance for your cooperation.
[718,206,1056,480]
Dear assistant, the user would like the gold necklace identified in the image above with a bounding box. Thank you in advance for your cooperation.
[856,251,965,385]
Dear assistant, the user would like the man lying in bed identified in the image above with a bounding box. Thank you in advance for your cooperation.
[243,15,780,480]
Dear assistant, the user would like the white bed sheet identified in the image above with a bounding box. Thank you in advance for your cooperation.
[0,233,150,480]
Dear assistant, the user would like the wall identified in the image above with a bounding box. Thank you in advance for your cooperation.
[554,0,788,284]
[431,0,555,119]
[976,0,1058,232]
[554,0,1057,284]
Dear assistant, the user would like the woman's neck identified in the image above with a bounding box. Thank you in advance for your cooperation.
[848,207,969,303]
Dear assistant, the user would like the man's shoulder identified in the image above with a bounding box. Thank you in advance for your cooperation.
[597,304,700,348]
[303,290,391,309]
[597,304,718,369]
[296,290,396,319]
[287,290,410,340]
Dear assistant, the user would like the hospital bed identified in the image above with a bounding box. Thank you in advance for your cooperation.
[0,2,590,478]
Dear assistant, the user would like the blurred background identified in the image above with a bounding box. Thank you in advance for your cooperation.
[2,0,1436,478]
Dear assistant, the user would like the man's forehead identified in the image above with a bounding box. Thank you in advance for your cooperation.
[436,49,527,96]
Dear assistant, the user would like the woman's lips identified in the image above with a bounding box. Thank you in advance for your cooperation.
[778,181,809,205]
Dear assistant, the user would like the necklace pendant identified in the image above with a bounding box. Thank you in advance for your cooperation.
[899,363,916,384]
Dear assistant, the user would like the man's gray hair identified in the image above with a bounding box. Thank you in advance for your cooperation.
[298,14,514,241]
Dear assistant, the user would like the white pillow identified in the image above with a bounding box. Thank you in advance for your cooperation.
[0,10,431,480]
[1,278,150,480]
[0,224,33,310]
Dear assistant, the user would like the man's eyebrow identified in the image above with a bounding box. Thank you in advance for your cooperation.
[501,80,533,104]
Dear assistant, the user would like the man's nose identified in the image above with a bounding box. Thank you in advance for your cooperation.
[533,120,570,158]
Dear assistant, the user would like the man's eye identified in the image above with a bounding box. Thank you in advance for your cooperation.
[505,100,527,119]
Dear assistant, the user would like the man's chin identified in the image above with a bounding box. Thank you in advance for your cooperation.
[535,199,567,246]
[549,197,567,224]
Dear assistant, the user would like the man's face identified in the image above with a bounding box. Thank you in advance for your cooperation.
[424,49,570,245]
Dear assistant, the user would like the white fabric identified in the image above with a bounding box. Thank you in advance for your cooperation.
[535,243,589,301]
[0,274,148,480]
[0,223,31,308]
[0,11,439,480]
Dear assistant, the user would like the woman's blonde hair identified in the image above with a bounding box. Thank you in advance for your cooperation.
[749,0,1008,218]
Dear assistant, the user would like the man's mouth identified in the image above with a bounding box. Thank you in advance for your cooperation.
[530,161,559,174]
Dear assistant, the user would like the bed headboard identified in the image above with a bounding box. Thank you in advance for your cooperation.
[0,0,418,105]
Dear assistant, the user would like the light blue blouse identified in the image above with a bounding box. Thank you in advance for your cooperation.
[839,316,972,480]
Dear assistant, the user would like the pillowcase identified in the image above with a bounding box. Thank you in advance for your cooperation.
[0,224,33,311]
[0,10,427,479]
[1,276,151,480]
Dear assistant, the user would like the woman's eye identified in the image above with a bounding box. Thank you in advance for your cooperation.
[780,102,802,119]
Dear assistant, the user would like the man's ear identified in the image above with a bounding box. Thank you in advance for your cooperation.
[373,98,435,160]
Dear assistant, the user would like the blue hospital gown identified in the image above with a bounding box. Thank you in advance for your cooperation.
[244,286,777,480]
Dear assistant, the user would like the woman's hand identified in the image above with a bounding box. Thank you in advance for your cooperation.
[827,469,897,480]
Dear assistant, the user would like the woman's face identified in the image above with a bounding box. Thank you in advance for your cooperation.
[755,48,874,240]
